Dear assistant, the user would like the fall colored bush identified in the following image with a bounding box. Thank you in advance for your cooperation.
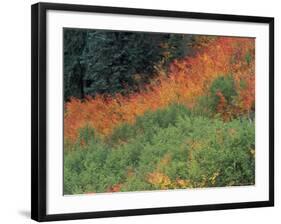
[64,37,255,142]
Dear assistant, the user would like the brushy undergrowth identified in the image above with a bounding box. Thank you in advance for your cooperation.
[64,37,255,140]
[64,104,254,194]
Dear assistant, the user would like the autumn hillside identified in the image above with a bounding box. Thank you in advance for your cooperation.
[64,36,255,194]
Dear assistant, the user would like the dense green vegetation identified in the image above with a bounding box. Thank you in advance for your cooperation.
[64,103,254,194]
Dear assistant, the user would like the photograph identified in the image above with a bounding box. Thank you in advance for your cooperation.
[0,0,278,223]
[31,2,274,221]
[63,29,255,195]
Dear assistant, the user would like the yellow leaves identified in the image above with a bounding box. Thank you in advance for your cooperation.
[210,171,220,185]
[193,172,220,188]
[146,148,221,189]
[147,172,172,189]
[195,175,208,188]
[189,140,203,151]
[250,148,255,157]
[188,139,205,162]
[147,172,192,190]
[226,128,240,141]
[175,179,191,188]
[228,128,237,137]
[147,153,192,190]
[147,154,172,189]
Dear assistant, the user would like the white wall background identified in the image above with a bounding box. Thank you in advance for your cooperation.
[0,0,279,223]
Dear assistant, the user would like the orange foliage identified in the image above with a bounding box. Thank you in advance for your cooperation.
[107,183,123,193]
[64,37,255,142]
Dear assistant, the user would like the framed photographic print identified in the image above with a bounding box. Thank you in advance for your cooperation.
[31,2,274,222]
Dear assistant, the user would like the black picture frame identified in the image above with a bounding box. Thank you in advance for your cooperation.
[31,2,274,222]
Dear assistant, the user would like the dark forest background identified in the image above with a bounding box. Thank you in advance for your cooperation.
[63,28,198,100]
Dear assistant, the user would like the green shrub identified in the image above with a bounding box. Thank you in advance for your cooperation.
[107,103,191,145]
[245,51,252,65]
[209,75,237,103]
[193,75,237,117]
[77,124,97,145]
[64,104,255,194]
[186,118,255,187]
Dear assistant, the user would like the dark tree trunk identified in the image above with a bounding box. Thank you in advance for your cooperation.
[76,60,85,99]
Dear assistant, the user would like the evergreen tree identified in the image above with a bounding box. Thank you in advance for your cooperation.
[64,29,195,100]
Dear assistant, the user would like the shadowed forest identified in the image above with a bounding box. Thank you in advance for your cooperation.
[63,29,255,195]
